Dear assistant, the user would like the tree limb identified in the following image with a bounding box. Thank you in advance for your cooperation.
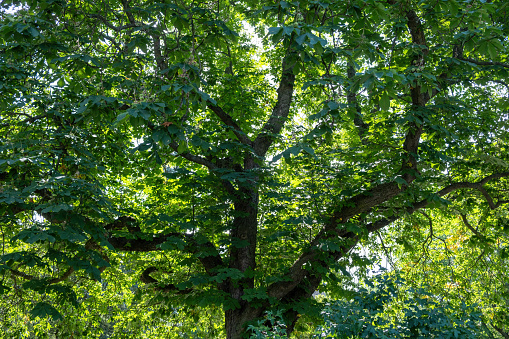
[10,269,35,281]
[366,173,509,233]
[253,55,296,157]
[146,121,221,172]
[207,104,253,147]
[152,35,171,80]
[459,57,509,69]
[268,171,509,301]
[140,266,193,294]
[10,262,75,284]
[88,14,142,32]
[347,62,369,143]
[108,230,225,277]
[460,214,481,237]
[491,322,509,339]
[121,0,136,25]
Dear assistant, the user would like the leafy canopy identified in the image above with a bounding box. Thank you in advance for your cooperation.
[1,0,508,337]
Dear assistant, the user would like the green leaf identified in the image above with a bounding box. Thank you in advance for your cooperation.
[295,34,307,45]
[0,283,10,295]
[2,1,508,336]
[268,27,282,35]
[314,42,324,55]
[116,112,129,123]
[158,236,186,250]
[177,141,187,153]
[379,92,390,111]
[30,302,63,321]
[394,177,407,187]
[28,27,40,37]
[56,227,87,242]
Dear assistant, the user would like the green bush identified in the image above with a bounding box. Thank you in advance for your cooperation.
[250,273,484,338]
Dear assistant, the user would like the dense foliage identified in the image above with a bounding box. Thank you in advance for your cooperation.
[1,0,508,337]
[249,274,484,338]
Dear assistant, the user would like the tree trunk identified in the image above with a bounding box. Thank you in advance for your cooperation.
[225,305,264,339]
[225,183,262,338]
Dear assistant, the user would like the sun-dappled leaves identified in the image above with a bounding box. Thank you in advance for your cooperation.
[1,0,509,337]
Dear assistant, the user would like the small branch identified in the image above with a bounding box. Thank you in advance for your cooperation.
[9,236,110,284]
[121,0,136,25]
[147,122,237,195]
[167,140,237,194]
[489,80,509,98]
[140,267,193,294]
[10,266,74,284]
[376,230,394,269]
[3,113,49,126]
[491,322,509,339]
[10,269,35,281]
[412,211,433,267]
[147,121,216,170]
[460,214,481,237]
[168,140,218,169]
[88,14,141,32]
[347,62,369,143]
[140,266,158,283]
[48,267,74,284]
[459,57,509,69]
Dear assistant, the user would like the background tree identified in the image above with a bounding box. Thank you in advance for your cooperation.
[374,195,509,337]
[1,0,508,338]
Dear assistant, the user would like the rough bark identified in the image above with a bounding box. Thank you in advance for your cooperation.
[253,57,296,157]
[225,186,261,339]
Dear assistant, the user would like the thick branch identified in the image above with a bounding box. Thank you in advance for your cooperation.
[121,0,136,25]
[152,35,170,78]
[480,172,509,185]
[10,269,35,281]
[253,56,296,157]
[402,8,428,180]
[491,322,509,339]
[267,181,403,300]
[367,174,509,232]
[207,104,253,147]
[268,167,509,300]
[108,231,225,276]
